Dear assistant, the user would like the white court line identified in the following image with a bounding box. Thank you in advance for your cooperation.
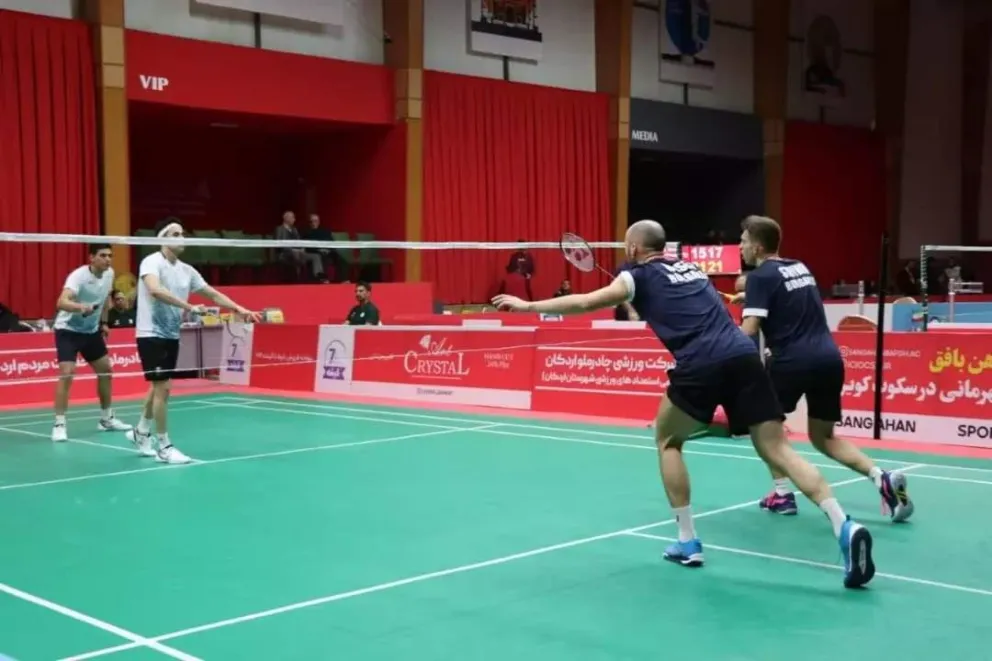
[0,424,499,492]
[60,472,876,661]
[218,396,992,475]
[214,400,992,487]
[213,401,486,432]
[0,399,210,425]
[0,581,201,661]
[625,531,992,597]
[0,402,227,429]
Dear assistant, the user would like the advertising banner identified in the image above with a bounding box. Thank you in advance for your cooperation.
[248,324,319,391]
[219,323,253,386]
[314,326,355,393]
[351,328,534,408]
[835,332,992,446]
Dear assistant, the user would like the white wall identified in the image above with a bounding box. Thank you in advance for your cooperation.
[630,0,753,114]
[0,0,73,18]
[787,0,874,127]
[979,41,992,242]
[898,0,963,258]
[123,0,384,64]
[424,0,596,92]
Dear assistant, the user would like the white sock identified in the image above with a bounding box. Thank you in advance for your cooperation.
[773,478,791,496]
[137,417,152,434]
[156,432,170,449]
[54,415,66,426]
[101,408,112,420]
[819,498,847,538]
[868,466,883,488]
[673,505,697,542]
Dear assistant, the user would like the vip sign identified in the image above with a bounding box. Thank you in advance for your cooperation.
[139,75,169,92]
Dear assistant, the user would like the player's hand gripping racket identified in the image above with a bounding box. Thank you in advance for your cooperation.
[559,232,615,278]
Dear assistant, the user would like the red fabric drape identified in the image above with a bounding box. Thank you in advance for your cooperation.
[0,11,99,320]
[781,122,886,290]
[423,72,613,304]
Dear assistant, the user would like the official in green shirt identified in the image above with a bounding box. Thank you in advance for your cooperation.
[345,281,381,325]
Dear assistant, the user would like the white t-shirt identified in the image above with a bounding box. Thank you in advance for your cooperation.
[53,265,115,334]
[136,252,207,340]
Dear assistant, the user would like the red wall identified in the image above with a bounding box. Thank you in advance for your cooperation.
[782,122,886,289]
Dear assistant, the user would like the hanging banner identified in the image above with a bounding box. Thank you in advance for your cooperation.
[659,0,716,89]
[799,0,847,106]
[193,0,343,25]
[314,326,355,394]
[469,0,543,61]
[219,322,253,386]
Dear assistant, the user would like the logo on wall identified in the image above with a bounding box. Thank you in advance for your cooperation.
[803,14,845,103]
[322,340,348,380]
[659,0,715,90]
[469,0,543,62]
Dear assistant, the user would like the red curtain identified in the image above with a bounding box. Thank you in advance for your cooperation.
[781,122,886,291]
[0,11,99,320]
[423,72,613,304]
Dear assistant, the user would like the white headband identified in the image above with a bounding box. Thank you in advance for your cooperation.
[158,222,183,238]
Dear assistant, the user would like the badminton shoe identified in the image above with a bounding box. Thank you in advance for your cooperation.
[759,491,798,515]
[126,428,156,458]
[97,413,132,432]
[879,471,914,523]
[51,423,68,443]
[839,518,875,589]
[157,444,192,465]
[662,539,704,567]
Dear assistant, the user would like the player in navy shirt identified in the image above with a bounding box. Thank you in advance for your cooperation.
[739,216,914,522]
[493,220,876,589]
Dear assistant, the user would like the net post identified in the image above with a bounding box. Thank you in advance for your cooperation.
[856,280,865,316]
[948,278,957,321]
[872,232,890,440]
[919,244,929,331]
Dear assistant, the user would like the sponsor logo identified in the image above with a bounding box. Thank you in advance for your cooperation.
[958,424,992,440]
[403,335,470,378]
[838,415,916,434]
[322,340,347,380]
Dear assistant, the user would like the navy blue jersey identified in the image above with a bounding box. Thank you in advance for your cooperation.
[619,258,757,366]
[743,258,839,367]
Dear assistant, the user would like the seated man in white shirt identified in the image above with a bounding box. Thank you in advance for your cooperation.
[51,244,132,441]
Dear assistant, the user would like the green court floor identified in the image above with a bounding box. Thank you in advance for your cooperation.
[0,393,989,660]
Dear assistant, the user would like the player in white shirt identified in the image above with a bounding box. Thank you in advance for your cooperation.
[52,244,133,442]
[126,219,262,464]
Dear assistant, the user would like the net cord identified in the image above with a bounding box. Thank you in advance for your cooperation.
[0,232,647,251]
[918,243,992,331]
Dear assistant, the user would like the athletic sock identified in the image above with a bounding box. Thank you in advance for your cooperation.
[101,408,112,421]
[819,498,847,538]
[137,417,152,434]
[156,433,170,449]
[868,466,884,488]
[54,415,66,426]
[773,478,791,496]
[673,505,697,542]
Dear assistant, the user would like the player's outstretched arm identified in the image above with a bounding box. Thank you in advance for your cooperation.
[493,277,629,315]
[141,273,197,312]
[197,284,263,323]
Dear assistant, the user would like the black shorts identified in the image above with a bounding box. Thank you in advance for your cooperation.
[768,357,844,423]
[667,352,785,432]
[136,337,181,382]
[54,329,108,364]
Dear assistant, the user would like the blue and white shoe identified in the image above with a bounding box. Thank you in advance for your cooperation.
[839,518,875,588]
[663,538,704,567]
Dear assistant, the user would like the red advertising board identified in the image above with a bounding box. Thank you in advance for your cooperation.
[835,331,992,445]
[248,325,319,391]
[351,328,534,407]
[0,329,147,406]
[530,328,672,419]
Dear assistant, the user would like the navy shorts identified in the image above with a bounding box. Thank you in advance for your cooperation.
[768,357,844,423]
[54,329,108,364]
[667,352,785,432]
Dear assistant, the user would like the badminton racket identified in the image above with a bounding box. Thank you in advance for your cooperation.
[559,232,616,278]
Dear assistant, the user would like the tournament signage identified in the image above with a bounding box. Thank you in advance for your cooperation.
[628,99,763,159]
